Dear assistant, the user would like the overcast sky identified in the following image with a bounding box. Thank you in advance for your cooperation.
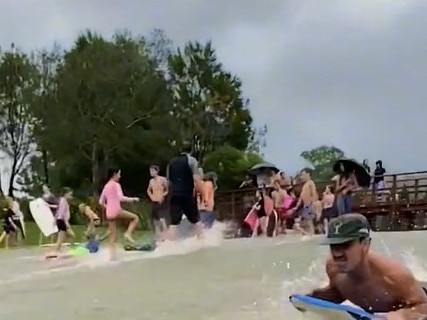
[1,0,426,176]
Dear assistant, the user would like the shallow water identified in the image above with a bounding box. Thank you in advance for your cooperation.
[1,227,427,319]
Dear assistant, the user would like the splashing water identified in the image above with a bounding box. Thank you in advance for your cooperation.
[278,233,427,320]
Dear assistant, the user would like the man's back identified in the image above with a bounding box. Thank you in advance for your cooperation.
[167,154,195,197]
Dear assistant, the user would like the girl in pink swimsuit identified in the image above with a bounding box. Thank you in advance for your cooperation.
[99,168,139,259]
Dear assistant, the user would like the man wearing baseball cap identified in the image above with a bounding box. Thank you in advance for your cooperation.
[320,213,371,245]
[305,213,427,319]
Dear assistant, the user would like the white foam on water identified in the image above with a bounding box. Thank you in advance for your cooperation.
[279,235,427,320]
[123,222,226,261]
[1,222,226,285]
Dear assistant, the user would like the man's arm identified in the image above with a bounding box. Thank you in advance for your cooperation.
[162,177,169,197]
[310,181,318,200]
[146,179,153,200]
[389,268,427,320]
[187,155,204,195]
[308,260,345,304]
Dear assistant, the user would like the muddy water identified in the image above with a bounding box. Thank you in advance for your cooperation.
[0,229,426,320]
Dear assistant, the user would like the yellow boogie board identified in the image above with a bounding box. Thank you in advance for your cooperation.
[289,295,375,320]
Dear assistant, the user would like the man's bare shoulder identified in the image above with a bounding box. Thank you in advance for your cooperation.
[370,252,415,284]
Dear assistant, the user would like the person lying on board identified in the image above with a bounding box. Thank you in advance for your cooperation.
[305,213,427,320]
[45,232,108,260]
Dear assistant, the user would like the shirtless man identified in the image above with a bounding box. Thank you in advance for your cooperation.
[199,173,216,228]
[292,168,318,236]
[271,180,286,234]
[306,213,427,320]
[336,171,357,215]
[147,165,168,239]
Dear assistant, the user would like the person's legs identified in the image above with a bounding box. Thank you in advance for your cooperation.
[306,218,315,235]
[0,230,8,248]
[336,195,345,215]
[85,214,99,237]
[107,220,117,260]
[150,203,165,239]
[166,195,184,240]
[200,210,215,229]
[54,219,67,252]
[182,196,203,239]
[344,195,353,214]
[116,210,139,243]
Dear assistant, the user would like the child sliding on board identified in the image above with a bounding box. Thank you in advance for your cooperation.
[46,232,108,260]
[53,187,75,253]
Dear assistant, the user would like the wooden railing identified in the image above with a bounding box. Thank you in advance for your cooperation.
[214,170,427,231]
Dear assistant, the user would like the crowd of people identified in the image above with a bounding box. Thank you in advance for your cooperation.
[0,145,219,261]
[0,154,389,252]
[241,159,388,238]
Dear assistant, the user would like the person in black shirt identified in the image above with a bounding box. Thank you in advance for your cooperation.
[165,147,205,240]
[0,207,18,248]
[374,160,386,191]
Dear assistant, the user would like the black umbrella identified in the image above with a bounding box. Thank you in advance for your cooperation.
[332,158,371,188]
[248,162,280,175]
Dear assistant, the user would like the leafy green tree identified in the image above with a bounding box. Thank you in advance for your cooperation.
[21,30,262,198]
[168,41,255,160]
[30,31,172,194]
[0,45,40,196]
[203,145,263,190]
[300,145,345,181]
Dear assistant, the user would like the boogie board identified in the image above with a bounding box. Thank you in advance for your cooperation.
[290,294,375,320]
[29,198,58,237]
[124,242,156,252]
[243,208,258,232]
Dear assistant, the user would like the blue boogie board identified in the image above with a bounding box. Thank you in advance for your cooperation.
[290,295,375,320]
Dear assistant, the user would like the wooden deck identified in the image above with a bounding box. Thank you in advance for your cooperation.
[214,170,427,232]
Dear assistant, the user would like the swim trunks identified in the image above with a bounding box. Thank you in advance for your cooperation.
[200,210,215,228]
[56,219,67,232]
[298,203,313,220]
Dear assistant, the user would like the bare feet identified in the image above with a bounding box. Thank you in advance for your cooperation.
[124,233,136,244]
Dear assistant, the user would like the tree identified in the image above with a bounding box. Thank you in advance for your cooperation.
[30,31,173,193]
[300,145,345,181]
[146,28,173,67]
[0,45,39,196]
[168,41,255,160]
[203,145,263,190]
[23,30,262,197]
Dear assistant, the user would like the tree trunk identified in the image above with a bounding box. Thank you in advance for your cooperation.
[91,141,100,196]
[42,149,49,185]
[8,154,18,197]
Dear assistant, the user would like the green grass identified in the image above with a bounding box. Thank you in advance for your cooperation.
[22,222,153,247]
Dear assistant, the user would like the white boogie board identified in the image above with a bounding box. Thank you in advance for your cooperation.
[29,198,58,237]
[290,295,375,320]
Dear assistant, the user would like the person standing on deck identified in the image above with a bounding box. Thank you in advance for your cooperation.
[374,160,386,191]
[147,165,169,239]
[336,170,357,215]
[164,145,205,240]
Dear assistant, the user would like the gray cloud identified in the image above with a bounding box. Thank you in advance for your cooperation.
[0,0,425,175]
